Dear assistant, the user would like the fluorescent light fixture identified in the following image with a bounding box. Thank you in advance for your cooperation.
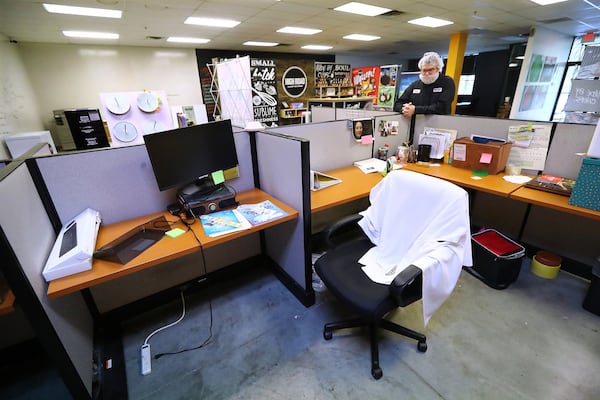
[343,33,380,41]
[43,3,121,18]
[243,41,279,46]
[509,63,519,67]
[167,37,211,44]
[334,2,391,16]
[62,31,119,39]
[530,0,567,5]
[515,55,525,60]
[184,17,240,28]
[302,45,333,50]
[277,26,322,35]
[408,16,454,28]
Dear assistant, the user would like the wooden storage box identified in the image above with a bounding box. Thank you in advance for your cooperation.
[451,138,512,174]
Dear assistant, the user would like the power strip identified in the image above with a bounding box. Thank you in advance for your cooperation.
[141,344,151,375]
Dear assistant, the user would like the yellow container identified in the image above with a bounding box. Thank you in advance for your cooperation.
[531,251,561,279]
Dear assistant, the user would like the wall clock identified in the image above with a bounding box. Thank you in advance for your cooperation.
[143,120,165,134]
[105,93,131,115]
[112,121,138,143]
[137,92,160,113]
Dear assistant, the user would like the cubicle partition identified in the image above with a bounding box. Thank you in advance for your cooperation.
[543,122,595,180]
[0,161,93,399]
[267,120,372,171]
[254,130,313,305]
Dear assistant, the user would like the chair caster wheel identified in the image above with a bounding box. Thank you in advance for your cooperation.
[323,327,332,340]
[371,367,383,380]
[417,341,427,352]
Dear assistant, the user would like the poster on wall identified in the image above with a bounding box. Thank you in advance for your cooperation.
[376,64,400,110]
[314,62,352,89]
[352,66,380,105]
[577,45,600,79]
[251,58,279,124]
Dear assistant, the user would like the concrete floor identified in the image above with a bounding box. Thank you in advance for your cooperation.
[120,257,600,400]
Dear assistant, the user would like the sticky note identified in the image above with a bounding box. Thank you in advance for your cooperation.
[361,134,373,144]
[165,228,186,238]
[480,153,493,164]
[211,170,225,185]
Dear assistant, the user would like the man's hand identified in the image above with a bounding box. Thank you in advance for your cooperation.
[401,102,415,117]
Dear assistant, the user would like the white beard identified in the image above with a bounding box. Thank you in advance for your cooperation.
[420,72,439,85]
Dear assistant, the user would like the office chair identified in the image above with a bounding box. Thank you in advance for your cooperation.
[314,170,472,379]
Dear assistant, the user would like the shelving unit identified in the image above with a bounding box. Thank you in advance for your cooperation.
[315,85,358,98]
[280,108,307,119]
[308,96,374,110]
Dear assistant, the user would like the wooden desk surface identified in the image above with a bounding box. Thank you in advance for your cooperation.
[402,162,521,197]
[0,290,16,316]
[47,189,298,299]
[311,166,382,212]
[510,187,600,221]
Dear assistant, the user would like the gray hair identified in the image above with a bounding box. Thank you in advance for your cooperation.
[418,52,444,70]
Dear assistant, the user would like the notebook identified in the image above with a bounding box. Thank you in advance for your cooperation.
[524,174,576,196]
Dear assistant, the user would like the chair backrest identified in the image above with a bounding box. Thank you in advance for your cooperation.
[358,170,472,268]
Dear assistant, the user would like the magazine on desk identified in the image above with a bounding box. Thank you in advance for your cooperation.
[353,158,387,174]
[236,200,288,225]
[199,209,252,237]
[524,174,576,196]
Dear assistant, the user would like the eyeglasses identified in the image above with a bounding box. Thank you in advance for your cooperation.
[421,67,438,74]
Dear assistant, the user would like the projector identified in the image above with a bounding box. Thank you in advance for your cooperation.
[178,185,237,217]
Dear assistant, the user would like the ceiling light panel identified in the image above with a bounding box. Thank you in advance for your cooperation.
[343,34,381,41]
[408,17,454,28]
[334,2,391,17]
[277,26,322,35]
[530,0,568,5]
[167,37,211,44]
[184,17,240,28]
[63,31,119,39]
[43,3,122,18]
[302,45,333,50]
[243,41,279,46]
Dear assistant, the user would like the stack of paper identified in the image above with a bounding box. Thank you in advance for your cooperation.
[353,158,387,174]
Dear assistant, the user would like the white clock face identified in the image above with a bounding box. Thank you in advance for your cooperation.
[112,121,138,143]
[137,92,159,113]
[143,120,165,134]
[105,93,131,115]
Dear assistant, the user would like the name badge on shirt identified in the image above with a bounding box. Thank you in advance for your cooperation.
[412,88,421,94]
[433,87,442,93]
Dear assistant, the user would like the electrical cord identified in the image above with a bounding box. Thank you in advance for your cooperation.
[145,212,215,360]
[143,290,186,348]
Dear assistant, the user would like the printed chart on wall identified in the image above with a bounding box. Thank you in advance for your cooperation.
[519,54,556,112]
[505,124,551,170]
[251,58,279,125]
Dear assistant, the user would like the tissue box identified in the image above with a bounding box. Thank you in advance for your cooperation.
[451,138,512,174]
[569,157,600,211]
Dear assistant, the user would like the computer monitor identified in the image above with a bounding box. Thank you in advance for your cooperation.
[143,119,238,195]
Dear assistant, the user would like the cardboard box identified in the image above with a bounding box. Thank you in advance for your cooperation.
[451,138,513,174]
[569,157,600,211]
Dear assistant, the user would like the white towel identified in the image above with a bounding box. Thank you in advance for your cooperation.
[358,170,472,325]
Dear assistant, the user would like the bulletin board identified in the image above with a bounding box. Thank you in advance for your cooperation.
[100,90,173,147]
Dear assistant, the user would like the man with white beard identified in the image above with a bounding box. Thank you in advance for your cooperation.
[395,52,456,117]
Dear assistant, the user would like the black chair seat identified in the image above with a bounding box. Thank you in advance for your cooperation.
[315,238,396,320]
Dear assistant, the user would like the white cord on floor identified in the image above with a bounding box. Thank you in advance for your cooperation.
[143,291,186,346]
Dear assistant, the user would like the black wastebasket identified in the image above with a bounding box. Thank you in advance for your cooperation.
[582,257,600,317]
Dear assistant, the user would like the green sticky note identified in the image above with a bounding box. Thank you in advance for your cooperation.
[212,170,225,185]
[165,228,186,238]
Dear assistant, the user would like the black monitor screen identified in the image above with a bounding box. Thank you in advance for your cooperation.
[143,119,238,192]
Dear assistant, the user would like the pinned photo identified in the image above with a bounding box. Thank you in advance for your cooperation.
[353,118,373,142]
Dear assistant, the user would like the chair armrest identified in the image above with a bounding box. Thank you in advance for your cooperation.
[389,264,422,307]
[321,214,364,249]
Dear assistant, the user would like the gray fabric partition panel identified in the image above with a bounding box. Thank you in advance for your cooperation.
[416,114,553,142]
[266,120,372,171]
[543,123,595,180]
[310,106,336,123]
[334,108,393,121]
[372,114,411,158]
[34,132,256,225]
[0,162,94,398]
[255,131,310,293]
